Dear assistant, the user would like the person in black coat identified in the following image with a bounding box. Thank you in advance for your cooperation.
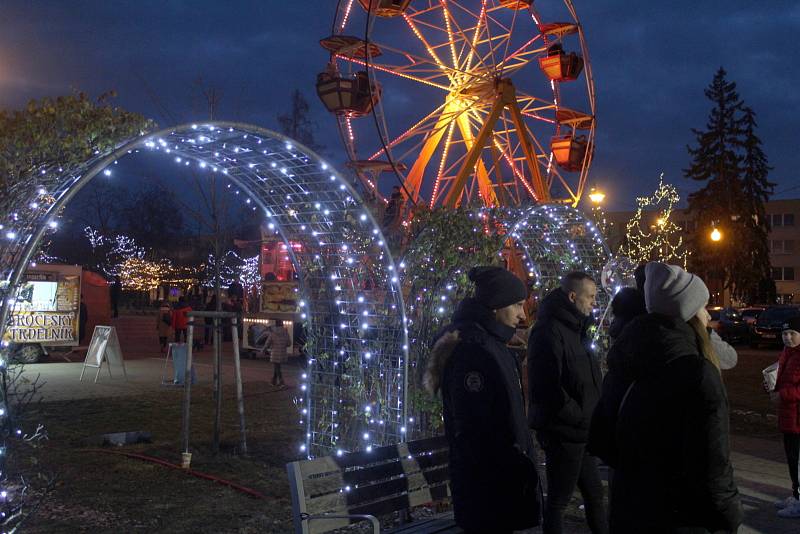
[528,271,607,534]
[588,262,742,533]
[608,263,647,340]
[425,266,541,533]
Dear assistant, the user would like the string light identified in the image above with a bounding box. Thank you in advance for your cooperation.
[618,174,688,268]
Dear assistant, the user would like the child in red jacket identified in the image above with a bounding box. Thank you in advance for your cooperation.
[773,316,800,518]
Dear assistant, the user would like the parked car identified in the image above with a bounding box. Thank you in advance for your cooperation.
[751,306,800,348]
[707,307,749,344]
[739,306,765,326]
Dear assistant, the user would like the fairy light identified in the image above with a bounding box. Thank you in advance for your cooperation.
[336,55,450,92]
[618,174,688,268]
[340,0,354,30]
[2,123,412,465]
[440,1,459,73]
[430,121,457,208]
[403,13,450,78]
[464,0,487,71]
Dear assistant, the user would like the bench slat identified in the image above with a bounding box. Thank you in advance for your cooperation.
[288,436,454,534]
[387,513,460,534]
[305,464,449,514]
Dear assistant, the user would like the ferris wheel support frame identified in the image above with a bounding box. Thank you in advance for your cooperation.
[442,78,550,208]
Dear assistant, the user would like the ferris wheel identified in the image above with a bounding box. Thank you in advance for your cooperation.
[316,0,596,211]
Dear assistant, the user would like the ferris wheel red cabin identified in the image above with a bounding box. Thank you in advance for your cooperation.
[498,0,533,9]
[551,134,589,173]
[357,0,411,17]
[539,50,584,81]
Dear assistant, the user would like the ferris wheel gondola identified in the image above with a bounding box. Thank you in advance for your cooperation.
[318,0,596,211]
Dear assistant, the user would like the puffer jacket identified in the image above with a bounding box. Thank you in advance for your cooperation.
[776,345,800,434]
[425,297,541,532]
[588,313,743,533]
[527,287,601,443]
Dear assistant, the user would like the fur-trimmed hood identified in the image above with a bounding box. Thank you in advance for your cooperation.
[424,329,461,394]
[423,297,515,394]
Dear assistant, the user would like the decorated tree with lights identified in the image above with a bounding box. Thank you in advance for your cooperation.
[0,92,152,531]
[618,175,688,267]
[685,69,773,301]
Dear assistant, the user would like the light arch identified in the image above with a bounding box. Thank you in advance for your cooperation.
[0,121,409,457]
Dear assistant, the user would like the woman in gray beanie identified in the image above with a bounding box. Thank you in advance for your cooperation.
[588,262,742,533]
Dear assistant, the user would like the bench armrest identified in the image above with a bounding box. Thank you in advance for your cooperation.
[302,512,380,534]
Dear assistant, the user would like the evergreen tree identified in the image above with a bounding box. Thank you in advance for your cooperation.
[685,68,774,301]
[277,89,323,153]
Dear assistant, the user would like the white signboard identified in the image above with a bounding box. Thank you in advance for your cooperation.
[80,326,127,383]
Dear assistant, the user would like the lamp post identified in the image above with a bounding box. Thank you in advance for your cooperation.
[588,187,605,205]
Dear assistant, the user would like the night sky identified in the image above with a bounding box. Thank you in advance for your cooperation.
[2,1,798,210]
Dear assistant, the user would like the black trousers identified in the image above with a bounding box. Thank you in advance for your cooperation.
[175,328,187,343]
[784,433,800,498]
[540,435,608,534]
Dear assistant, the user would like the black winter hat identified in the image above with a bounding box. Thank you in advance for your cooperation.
[782,316,800,333]
[468,266,527,310]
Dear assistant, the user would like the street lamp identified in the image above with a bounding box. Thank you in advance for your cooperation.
[710,227,722,242]
[588,187,605,205]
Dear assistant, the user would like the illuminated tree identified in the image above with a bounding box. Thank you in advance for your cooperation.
[618,175,688,267]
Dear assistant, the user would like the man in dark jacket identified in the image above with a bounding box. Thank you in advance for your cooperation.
[588,262,742,533]
[425,266,541,533]
[528,272,607,534]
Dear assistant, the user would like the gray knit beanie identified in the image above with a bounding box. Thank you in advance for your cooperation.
[644,262,709,322]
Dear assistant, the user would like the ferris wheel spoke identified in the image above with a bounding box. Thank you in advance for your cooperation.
[497,0,523,77]
[438,1,494,75]
[463,0,488,73]
[337,54,453,91]
[430,120,457,208]
[402,13,453,79]
[369,41,497,86]
[366,101,449,161]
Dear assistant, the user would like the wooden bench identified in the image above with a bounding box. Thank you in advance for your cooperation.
[286,435,461,533]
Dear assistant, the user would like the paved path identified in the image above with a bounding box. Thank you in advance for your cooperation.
[16,349,299,402]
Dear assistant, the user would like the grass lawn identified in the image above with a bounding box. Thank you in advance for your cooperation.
[13,381,301,533]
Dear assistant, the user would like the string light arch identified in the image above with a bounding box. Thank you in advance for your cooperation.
[0,122,409,458]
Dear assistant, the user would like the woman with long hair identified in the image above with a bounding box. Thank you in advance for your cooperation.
[588,262,742,533]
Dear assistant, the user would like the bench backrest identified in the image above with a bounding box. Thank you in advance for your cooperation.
[287,435,450,534]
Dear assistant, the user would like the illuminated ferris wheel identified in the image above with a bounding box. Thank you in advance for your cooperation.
[316,0,596,210]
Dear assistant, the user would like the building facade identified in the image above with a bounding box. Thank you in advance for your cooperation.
[604,198,800,305]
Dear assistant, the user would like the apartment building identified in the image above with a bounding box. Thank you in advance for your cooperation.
[604,198,800,304]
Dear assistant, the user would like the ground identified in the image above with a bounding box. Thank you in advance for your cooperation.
[6,318,798,533]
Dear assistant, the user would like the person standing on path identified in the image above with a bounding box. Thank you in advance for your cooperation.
[110,276,121,318]
[171,297,192,343]
[425,266,541,533]
[265,320,290,386]
[768,316,800,518]
[528,271,607,534]
[156,300,172,352]
[588,262,742,533]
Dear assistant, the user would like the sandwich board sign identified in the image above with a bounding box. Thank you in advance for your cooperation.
[80,325,127,383]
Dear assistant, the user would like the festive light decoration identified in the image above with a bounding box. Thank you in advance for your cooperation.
[618,175,688,268]
[0,122,409,461]
[402,204,611,438]
[327,0,596,210]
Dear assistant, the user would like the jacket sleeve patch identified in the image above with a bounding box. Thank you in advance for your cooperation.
[464,371,484,393]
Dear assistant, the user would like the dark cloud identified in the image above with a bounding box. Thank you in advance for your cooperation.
[1,0,797,209]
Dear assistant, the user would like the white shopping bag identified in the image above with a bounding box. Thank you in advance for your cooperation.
[762,361,779,392]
